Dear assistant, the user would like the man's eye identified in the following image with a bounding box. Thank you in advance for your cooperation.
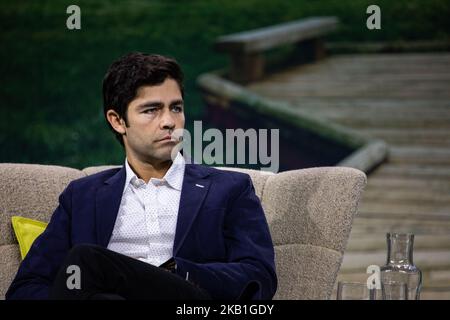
[172,105,183,113]
[143,108,157,113]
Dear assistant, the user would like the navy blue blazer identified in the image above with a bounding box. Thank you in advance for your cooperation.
[6,163,277,300]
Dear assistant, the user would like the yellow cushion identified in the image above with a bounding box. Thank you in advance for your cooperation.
[11,216,48,260]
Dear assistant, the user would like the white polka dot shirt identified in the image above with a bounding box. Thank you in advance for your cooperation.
[107,152,185,267]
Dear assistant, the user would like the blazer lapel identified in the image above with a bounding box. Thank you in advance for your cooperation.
[173,164,211,256]
[95,166,126,247]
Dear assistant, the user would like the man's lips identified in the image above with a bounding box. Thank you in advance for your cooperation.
[156,135,179,143]
[158,135,172,141]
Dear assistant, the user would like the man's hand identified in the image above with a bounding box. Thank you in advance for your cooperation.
[159,257,176,273]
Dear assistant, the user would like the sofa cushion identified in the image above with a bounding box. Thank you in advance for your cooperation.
[0,163,366,300]
[0,244,21,299]
[261,167,366,251]
[214,167,273,200]
[273,243,342,300]
[0,164,85,246]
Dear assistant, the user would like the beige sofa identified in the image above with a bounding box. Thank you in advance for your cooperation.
[0,163,366,299]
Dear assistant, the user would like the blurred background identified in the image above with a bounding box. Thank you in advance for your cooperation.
[1,0,448,168]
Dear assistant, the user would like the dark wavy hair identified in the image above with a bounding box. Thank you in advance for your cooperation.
[102,52,184,146]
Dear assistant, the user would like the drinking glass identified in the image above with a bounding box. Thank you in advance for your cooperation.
[337,282,377,300]
[381,281,408,300]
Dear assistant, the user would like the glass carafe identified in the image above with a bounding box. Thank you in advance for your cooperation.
[380,233,422,300]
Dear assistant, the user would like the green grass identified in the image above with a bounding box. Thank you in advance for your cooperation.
[1,0,449,168]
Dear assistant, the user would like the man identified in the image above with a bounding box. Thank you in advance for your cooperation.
[6,52,277,300]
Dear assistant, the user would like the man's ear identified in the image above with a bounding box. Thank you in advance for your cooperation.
[106,109,126,135]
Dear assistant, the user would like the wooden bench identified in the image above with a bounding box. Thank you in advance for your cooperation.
[214,17,339,84]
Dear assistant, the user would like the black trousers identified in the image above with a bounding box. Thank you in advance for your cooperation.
[49,244,211,300]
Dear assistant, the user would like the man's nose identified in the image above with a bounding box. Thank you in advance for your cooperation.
[160,109,176,130]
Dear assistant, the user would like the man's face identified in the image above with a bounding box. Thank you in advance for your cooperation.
[122,78,185,164]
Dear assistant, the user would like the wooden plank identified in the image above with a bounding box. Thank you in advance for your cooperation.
[248,55,450,84]
[250,95,450,106]
[360,128,450,137]
[369,138,450,148]
[278,73,450,82]
[362,189,450,204]
[389,141,450,148]
[427,270,450,287]
[319,109,450,120]
[346,234,450,252]
[367,177,450,190]
[268,74,450,88]
[248,53,450,101]
[334,117,450,129]
[370,164,450,180]
[388,146,450,165]
[284,100,450,116]
[250,85,450,99]
[326,40,450,54]
[421,289,450,300]
[358,201,450,219]
[351,217,450,235]
[365,184,450,197]
[304,53,450,72]
[357,128,450,146]
[215,17,339,53]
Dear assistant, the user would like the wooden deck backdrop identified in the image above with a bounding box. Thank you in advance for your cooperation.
[247,52,450,299]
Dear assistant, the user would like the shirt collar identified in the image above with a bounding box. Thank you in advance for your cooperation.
[124,152,185,191]
[162,152,185,190]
